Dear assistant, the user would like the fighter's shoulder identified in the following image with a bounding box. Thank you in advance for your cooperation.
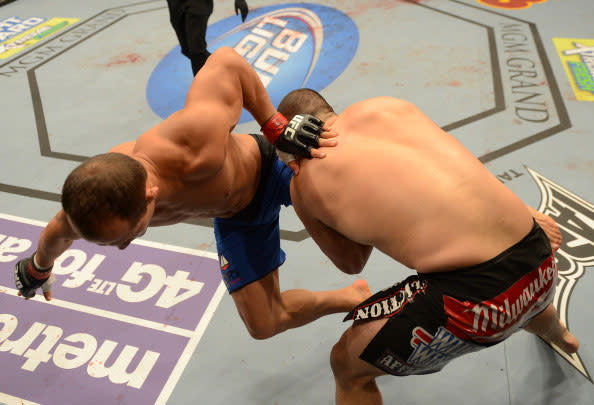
[138,113,227,177]
[133,130,201,175]
[109,141,136,155]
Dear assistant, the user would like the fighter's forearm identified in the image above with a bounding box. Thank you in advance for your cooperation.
[35,233,73,269]
[232,49,277,125]
[229,49,324,158]
[34,212,78,268]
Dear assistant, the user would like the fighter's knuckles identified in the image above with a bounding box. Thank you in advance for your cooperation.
[311,151,324,159]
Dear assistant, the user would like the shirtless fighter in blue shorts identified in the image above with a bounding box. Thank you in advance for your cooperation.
[277,89,579,404]
[14,48,371,340]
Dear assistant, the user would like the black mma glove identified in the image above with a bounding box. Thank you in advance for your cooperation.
[15,253,54,299]
[234,0,249,22]
[261,112,324,159]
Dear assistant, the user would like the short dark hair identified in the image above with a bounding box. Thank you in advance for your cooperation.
[277,88,334,121]
[61,153,148,239]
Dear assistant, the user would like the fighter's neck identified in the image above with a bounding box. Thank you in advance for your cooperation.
[321,113,339,126]
[133,153,162,195]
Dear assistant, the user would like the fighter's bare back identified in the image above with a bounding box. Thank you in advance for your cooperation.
[292,97,534,273]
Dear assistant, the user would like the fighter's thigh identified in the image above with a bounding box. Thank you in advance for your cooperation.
[331,319,389,380]
[230,270,283,325]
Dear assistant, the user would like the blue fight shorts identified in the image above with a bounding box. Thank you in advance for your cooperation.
[214,134,293,293]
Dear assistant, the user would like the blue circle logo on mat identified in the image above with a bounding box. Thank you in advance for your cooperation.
[146,3,358,123]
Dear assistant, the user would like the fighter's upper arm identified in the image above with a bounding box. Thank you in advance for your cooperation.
[139,47,270,180]
[162,48,254,168]
[183,47,248,130]
[292,188,372,274]
[167,105,232,176]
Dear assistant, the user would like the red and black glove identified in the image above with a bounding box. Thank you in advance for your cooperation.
[261,112,324,159]
[14,253,54,298]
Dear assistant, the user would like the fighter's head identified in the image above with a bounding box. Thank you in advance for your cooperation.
[278,88,335,122]
[61,153,156,249]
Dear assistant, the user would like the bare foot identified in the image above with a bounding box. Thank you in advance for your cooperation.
[351,279,372,304]
[532,211,563,252]
[542,321,580,355]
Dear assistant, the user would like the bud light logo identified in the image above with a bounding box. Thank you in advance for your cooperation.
[146,3,358,123]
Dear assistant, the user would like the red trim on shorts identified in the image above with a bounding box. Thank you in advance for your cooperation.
[443,254,557,343]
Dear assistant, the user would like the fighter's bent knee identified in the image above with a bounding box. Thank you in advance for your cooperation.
[243,318,281,340]
[247,326,276,340]
[330,337,350,377]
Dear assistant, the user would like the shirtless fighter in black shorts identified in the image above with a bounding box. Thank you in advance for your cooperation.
[277,88,579,404]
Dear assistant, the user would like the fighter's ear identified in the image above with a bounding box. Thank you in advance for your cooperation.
[146,185,158,202]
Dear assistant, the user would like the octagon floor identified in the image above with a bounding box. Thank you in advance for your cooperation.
[1,1,593,404]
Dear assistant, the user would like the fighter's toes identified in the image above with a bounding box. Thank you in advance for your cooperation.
[352,279,372,301]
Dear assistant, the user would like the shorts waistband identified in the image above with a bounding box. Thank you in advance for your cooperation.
[226,134,276,222]
[422,220,552,302]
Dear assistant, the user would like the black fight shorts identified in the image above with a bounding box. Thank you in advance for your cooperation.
[343,221,557,376]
